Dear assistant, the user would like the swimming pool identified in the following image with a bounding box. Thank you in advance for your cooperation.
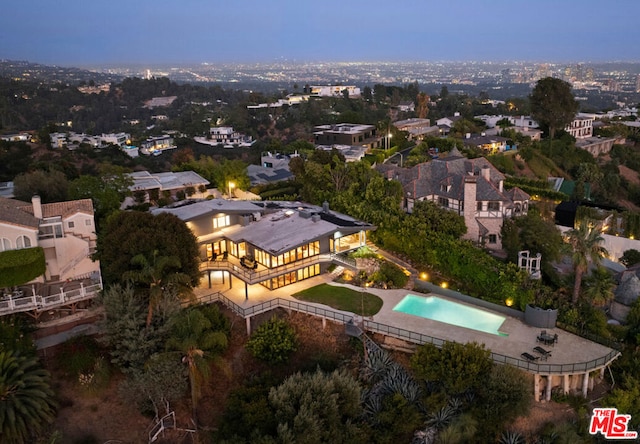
[393,294,508,336]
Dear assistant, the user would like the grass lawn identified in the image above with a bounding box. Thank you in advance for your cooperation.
[292,283,383,316]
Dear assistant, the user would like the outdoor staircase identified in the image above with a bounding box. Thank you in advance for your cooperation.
[329,265,344,278]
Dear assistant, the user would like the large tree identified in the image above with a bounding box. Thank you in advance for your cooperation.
[268,368,366,444]
[97,211,200,287]
[0,351,57,444]
[565,223,608,304]
[529,77,579,139]
[13,169,68,203]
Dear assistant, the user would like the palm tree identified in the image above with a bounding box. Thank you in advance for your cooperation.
[123,250,193,327]
[565,223,608,304]
[165,308,228,425]
[0,351,57,443]
[583,265,615,307]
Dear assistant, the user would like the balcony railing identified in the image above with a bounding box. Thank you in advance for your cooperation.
[0,282,102,316]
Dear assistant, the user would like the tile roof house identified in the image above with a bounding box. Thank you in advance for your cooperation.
[0,196,102,317]
[377,148,530,249]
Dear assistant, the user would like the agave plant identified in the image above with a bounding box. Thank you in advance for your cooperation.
[428,404,459,430]
[499,430,525,444]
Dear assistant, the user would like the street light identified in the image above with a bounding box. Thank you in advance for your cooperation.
[228,181,235,199]
[387,133,392,150]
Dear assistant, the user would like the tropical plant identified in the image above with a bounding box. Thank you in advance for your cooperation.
[165,307,229,423]
[582,266,615,307]
[565,222,608,304]
[123,250,193,327]
[499,430,525,444]
[0,351,57,444]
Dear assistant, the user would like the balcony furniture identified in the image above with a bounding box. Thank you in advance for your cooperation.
[533,346,552,360]
[521,352,539,362]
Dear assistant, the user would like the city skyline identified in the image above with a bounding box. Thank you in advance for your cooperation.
[1,0,639,66]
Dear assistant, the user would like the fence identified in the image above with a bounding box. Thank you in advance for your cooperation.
[199,291,621,376]
[364,319,621,375]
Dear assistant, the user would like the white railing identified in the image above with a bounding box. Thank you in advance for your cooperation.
[0,282,102,316]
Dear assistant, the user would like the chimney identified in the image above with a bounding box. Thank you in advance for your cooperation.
[481,166,491,181]
[322,201,330,213]
[32,195,43,219]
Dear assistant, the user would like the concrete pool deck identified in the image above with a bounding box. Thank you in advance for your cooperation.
[195,273,620,400]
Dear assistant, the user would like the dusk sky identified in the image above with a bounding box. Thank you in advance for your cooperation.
[1,0,639,66]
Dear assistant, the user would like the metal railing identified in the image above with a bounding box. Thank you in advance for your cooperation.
[196,292,354,325]
[195,292,621,376]
[364,319,621,375]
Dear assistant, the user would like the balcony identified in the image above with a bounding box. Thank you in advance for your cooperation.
[0,276,101,317]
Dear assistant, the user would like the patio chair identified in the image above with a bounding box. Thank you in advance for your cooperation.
[521,352,539,362]
[553,334,558,344]
[222,251,228,260]
[533,346,551,360]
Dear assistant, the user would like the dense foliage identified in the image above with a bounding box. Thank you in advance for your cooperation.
[246,317,298,364]
[97,211,200,286]
[0,247,45,287]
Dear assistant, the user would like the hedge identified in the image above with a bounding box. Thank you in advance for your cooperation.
[0,247,46,287]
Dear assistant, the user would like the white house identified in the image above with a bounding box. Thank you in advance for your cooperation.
[0,196,102,317]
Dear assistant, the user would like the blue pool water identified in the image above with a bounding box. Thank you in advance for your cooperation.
[393,294,508,336]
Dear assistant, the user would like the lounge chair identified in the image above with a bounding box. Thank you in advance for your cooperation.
[533,346,551,360]
[521,352,539,362]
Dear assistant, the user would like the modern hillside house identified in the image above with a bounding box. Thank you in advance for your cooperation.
[0,196,102,318]
[313,123,383,151]
[378,148,530,250]
[152,200,375,298]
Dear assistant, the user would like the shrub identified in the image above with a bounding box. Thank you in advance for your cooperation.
[371,261,409,289]
[0,247,46,287]
[246,317,297,364]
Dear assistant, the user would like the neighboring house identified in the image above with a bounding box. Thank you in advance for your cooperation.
[316,144,368,162]
[0,196,102,317]
[309,85,361,97]
[247,152,296,186]
[393,118,439,141]
[139,135,176,155]
[462,133,515,154]
[377,148,530,249]
[397,101,415,112]
[0,132,30,142]
[100,132,130,147]
[566,116,594,139]
[152,200,375,297]
[125,171,210,204]
[436,112,463,134]
[197,126,255,148]
[510,116,539,130]
[143,96,177,108]
[313,123,382,150]
[247,94,310,109]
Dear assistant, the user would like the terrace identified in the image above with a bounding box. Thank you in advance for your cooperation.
[0,274,101,318]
